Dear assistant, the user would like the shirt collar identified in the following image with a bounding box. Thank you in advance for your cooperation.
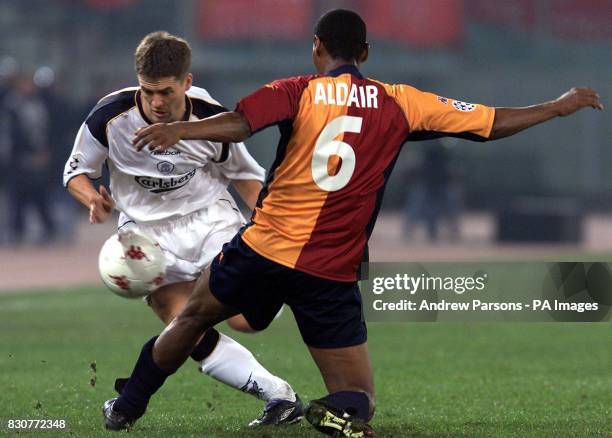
[326,64,364,79]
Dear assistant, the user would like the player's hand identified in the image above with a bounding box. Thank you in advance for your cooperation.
[89,185,115,224]
[133,122,183,152]
[553,87,604,117]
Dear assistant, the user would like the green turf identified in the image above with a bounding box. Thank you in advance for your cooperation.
[0,287,610,437]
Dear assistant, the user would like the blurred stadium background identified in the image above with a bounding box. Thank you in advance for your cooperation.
[0,0,610,290]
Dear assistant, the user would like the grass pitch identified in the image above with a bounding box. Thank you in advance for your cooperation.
[1,287,610,437]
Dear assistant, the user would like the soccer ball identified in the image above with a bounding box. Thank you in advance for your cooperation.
[98,231,166,298]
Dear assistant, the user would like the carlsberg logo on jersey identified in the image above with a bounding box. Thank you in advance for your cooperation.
[135,169,197,193]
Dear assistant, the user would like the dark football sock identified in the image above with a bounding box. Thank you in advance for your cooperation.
[190,328,220,361]
[113,329,219,397]
[322,391,370,421]
[113,336,172,418]
[114,377,128,394]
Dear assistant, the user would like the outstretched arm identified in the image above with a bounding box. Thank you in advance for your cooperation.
[133,111,251,151]
[490,87,603,140]
[134,77,307,152]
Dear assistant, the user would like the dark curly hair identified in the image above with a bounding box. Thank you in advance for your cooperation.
[314,9,368,62]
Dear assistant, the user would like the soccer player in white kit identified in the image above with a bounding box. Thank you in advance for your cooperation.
[63,31,302,427]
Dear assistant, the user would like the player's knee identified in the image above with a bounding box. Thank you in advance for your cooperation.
[146,293,164,310]
[227,315,257,333]
[146,282,193,324]
[147,293,175,324]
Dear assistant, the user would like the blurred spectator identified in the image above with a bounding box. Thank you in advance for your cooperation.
[400,145,425,238]
[0,57,20,244]
[403,139,464,241]
[4,73,56,245]
[35,66,80,244]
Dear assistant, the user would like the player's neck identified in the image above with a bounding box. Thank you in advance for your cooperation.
[322,59,359,75]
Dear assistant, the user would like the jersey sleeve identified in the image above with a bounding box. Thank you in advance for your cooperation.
[235,76,312,134]
[388,84,495,142]
[62,123,108,187]
[212,141,265,182]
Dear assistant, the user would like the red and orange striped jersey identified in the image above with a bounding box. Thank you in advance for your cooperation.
[236,65,495,281]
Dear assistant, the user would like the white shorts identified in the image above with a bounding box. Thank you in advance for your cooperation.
[117,197,245,286]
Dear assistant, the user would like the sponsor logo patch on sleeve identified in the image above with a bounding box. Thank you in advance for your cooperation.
[452,100,477,112]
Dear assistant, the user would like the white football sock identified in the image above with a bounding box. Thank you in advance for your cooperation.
[199,333,296,402]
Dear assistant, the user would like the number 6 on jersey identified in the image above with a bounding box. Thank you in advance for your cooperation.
[311,115,362,192]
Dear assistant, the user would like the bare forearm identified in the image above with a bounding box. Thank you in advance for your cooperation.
[67,174,115,223]
[176,112,251,143]
[490,103,559,140]
[232,179,262,210]
[490,87,603,140]
[67,174,98,209]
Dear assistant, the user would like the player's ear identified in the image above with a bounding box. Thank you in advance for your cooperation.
[183,73,193,91]
[313,36,324,57]
[359,44,369,64]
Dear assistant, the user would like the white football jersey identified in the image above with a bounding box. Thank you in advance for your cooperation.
[63,86,265,223]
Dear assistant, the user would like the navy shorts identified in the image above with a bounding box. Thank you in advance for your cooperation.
[209,232,367,349]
